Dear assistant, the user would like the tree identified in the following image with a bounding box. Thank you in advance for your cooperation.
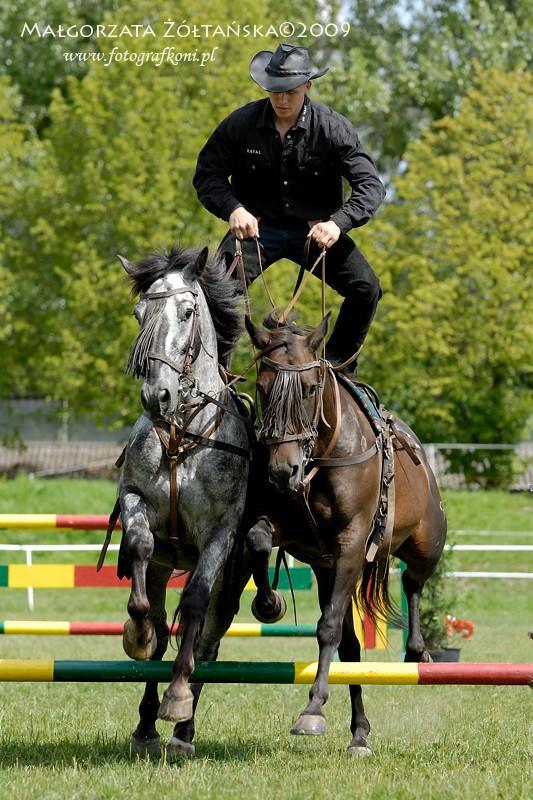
[1,0,268,425]
[357,66,532,468]
[320,1,532,172]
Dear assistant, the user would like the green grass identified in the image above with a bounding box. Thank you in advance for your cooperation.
[0,479,532,799]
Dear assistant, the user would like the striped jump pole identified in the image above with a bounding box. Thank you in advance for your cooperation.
[0,515,117,530]
[0,660,531,685]
[0,621,318,637]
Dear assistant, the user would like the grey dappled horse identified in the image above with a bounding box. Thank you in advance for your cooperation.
[115,246,250,759]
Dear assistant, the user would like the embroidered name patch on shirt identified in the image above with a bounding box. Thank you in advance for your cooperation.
[246,148,262,155]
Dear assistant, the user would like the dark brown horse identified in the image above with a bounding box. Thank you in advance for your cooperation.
[244,313,447,756]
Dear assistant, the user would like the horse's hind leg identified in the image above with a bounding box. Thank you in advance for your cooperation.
[401,568,432,663]
[338,603,372,756]
[130,562,172,757]
[121,491,157,660]
[246,517,286,623]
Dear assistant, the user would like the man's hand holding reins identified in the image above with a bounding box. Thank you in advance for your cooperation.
[229,207,260,240]
[308,219,341,249]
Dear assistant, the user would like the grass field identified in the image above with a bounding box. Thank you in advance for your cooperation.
[0,477,531,799]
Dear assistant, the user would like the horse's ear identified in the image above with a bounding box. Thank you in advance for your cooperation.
[305,312,331,352]
[186,246,209,281]
[245,315,270,350]
[117,254,136,274]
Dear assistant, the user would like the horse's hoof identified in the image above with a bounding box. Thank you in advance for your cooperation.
[251,590,287,624]
[123,618,157,661]
[130,733,161,757]
[290,714,326,735]
[347,745,372,758]
[158,691,194,723]
[166,736,195,761]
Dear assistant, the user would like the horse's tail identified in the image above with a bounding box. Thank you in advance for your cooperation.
[169,571,192,650]
[355,558,404,630]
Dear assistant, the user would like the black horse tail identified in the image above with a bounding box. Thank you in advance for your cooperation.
[355,558,404,630]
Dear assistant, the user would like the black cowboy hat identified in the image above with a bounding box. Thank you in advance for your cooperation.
[249,43,328,92]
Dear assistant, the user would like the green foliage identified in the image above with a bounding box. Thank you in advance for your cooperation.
[359,66,532,455]
[0,0,122,129]
[325,0,532,169]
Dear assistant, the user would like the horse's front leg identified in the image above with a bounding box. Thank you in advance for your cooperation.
[166,560,252,760]
[246,516,286,623]
[130,561,173,757]
[291,529,366,736]
[121,490,157,661]
[158,525,236,723]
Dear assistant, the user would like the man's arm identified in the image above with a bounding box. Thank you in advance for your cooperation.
[328,119,386,235]
[193,115,243,222]
[193,113,259,238]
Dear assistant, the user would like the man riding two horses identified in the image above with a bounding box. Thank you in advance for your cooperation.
[193,43,386,376]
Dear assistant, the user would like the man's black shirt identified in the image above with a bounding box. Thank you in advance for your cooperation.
[193,96,386,234]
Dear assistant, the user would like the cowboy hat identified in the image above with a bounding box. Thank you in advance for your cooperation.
[249,43,328,92]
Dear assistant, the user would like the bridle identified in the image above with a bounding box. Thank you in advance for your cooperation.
[142,285,204,401]
[138,284,252,542]
[258,350,380,489]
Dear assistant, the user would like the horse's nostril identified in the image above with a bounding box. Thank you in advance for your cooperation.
[158,388,170,405]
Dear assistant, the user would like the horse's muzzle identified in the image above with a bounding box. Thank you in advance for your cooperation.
[141,382,172,418]
[268,461,302,492]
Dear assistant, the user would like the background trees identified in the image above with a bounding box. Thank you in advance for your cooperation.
[1,1,531,453]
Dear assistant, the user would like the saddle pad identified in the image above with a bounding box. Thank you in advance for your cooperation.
[335,374,384,437]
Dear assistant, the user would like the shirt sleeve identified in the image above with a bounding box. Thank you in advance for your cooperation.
[193,113,243,222]
[328,118,386,234]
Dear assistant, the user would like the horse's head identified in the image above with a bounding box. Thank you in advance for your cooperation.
[246,312,330,492]
[119,247,210,421]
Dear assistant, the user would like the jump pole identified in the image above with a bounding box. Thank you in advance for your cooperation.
[0,621,317,637]
[0,661,531,685]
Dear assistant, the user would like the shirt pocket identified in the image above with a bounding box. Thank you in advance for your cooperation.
[298,153,332,182]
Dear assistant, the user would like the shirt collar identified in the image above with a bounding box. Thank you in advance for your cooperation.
[257,96,311,130]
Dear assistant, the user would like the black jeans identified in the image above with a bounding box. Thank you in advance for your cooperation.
[219,218,382,371]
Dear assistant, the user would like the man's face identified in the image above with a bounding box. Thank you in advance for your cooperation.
[268,81,311,120]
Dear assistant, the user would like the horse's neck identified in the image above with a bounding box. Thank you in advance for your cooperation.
[320,371,365,449]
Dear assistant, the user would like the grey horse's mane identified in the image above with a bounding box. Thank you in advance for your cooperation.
[126,246,243,367]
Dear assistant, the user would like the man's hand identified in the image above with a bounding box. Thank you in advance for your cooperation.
[229,207,259,240]
[307,219,341,249]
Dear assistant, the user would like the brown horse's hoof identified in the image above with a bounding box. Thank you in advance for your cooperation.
[130,733,161,757]
[251,590,287,624]
[290,714,326,735]
[123,618,157,661]
[347,744,372,757]
[158,690,194,723]
[166,736,195,760]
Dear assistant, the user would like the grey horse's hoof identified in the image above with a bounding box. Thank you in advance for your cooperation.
[251,590,287,624]
[166,736,195,760]
[347,745,372,757]
[290,714,326,735]
[158,691,194,723]
[123,618,157,661]
[130,733,161,757]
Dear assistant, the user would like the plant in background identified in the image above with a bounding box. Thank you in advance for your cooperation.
[419,545,459,651]
[444,614,475,647]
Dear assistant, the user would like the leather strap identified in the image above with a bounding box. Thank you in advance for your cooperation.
[309,441,379,468]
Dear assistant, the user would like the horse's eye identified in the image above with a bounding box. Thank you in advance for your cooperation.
[308,386,317,398]
[184,307,194,320]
